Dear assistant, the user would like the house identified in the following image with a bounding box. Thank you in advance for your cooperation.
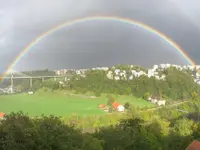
[28,91,33,95]
[99,104,107,109]
[0,112,5,119]
[151,99,158,104]
[56,70,61,76]
[186,140,200,150]
[98,104,108,112]
[112,102,125,112]
[149,96,159,104]
[157,100,166,106]
[148,96,166,106]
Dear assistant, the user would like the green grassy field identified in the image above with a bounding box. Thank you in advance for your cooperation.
[0,90,155,116]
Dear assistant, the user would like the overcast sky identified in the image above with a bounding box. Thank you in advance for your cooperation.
[0,0,200,72]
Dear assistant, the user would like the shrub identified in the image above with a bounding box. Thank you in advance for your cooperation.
[124,102,130,110]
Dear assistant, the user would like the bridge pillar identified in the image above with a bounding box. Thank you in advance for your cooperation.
[30,78,32,89]
[11,75,14,94]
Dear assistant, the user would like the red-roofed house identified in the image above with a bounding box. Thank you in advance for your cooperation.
[0,112,5,118]
[99,104,107,109]
[112,102,125,112]
[186,140,200,150]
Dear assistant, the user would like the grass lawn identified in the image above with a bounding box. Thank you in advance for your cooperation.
[0,90,155,116]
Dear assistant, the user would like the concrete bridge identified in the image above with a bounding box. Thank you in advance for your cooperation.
[2,75,73,93]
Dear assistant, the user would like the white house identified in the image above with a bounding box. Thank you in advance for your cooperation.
[148,96,166,106]
[28,91,33,95]
[114,76,120,80]
[151,99,158,104]
[157,100,166,106]
[117,105,125,112]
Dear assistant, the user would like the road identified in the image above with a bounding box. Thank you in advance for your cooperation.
[3,75,73,79]
[143,100,191,112]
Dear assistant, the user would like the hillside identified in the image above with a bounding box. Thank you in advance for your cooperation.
[1,64,200,149]
[2,64,200,101]
[64,64,200,101]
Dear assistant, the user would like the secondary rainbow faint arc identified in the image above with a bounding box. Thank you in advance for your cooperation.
[0,15,196,82]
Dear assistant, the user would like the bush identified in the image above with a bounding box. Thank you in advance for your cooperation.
[143,92,150,100]
[124,102,130,110]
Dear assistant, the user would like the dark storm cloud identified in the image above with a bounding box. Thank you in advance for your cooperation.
[0,0,200,72]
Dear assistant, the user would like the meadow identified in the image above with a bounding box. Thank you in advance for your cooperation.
[0,90,155,116]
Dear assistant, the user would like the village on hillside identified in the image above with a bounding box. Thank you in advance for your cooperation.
[55,64,200,84]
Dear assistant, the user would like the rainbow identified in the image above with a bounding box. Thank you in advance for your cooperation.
[0,15,196,82]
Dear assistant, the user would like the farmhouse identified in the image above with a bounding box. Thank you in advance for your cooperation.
[28,91,33,95]
[98,104,107,109]
[98,102,125,112]
[148,96,166,106]
[0,112,5,119]
[112,102,125,112]
[157,100,166,106]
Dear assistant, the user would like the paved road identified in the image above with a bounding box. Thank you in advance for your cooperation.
[3,75,72,79]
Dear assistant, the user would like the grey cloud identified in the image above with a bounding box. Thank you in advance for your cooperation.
[0,0,200,72]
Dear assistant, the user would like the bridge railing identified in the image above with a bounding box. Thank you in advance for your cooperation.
[2,75,73,79]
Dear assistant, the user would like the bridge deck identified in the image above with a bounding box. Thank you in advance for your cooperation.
[2,75,73,79]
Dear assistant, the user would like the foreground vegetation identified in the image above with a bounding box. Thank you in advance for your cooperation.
[1,99,200,150]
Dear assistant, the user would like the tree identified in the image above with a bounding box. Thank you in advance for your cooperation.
[15,85,25,93]
[107,95,115,106]
[192,91,198,100]
[32,79,42,92]
[124,102,130,110]
[172,118,195,137]
[42,79,59,91]
[143,92,150,100]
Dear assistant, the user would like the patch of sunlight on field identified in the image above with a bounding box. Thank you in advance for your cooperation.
[0,91,154,116]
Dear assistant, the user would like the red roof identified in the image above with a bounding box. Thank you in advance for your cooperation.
[99,104,107,108]
[186,140,200,150]
[0,112,5,118]
[112,102,121,109]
